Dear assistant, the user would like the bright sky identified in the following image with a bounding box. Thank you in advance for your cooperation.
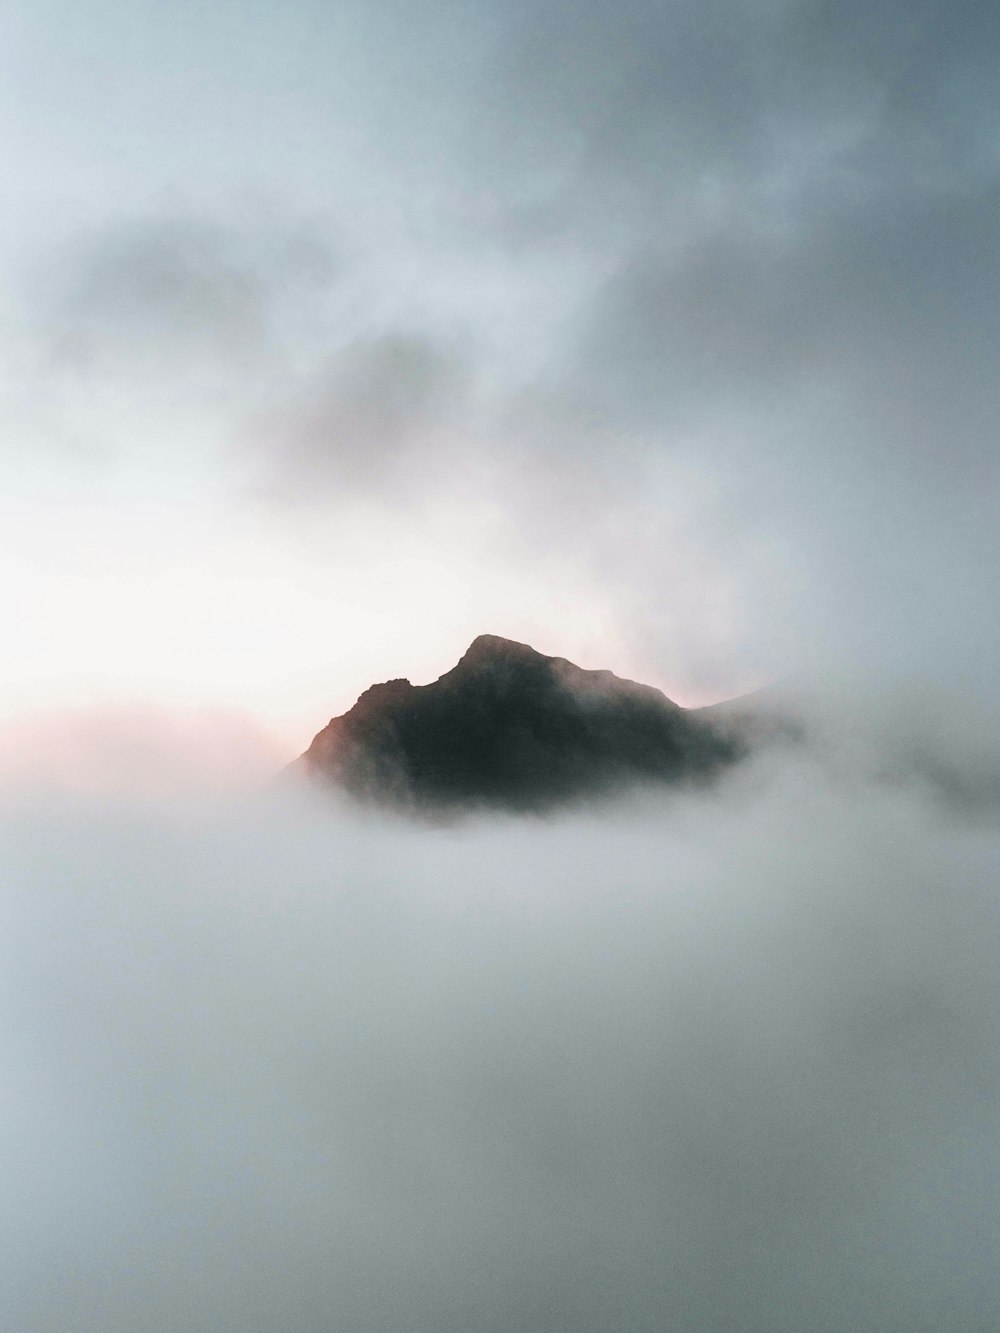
[3,0,998,779]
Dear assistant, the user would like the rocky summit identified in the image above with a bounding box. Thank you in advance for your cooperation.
[292,634,750,813]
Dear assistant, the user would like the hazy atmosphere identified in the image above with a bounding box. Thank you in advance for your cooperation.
[3,2,999,1328]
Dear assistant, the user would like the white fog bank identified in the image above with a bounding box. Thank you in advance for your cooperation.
[3,738,998,1331]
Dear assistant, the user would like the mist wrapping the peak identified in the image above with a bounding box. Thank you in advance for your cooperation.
[3,0,1000,1327]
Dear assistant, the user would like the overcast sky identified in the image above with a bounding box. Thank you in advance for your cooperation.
[2,0,998,764]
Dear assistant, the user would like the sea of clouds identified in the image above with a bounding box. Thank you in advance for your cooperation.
[4,712,998,1332]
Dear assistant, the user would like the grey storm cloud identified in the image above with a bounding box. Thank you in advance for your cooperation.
[35,215,340,376]
[449,0,1000,692]
[253,333,474,500]
[469,0,1000,211]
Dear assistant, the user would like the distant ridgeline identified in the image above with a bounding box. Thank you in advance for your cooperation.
[291,634,767,814]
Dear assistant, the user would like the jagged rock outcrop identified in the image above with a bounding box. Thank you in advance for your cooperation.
[293,634,749,813]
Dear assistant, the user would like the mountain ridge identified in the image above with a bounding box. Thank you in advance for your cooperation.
[292,634,752,813]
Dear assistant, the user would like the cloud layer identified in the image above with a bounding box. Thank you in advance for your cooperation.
[4,747,999,1331]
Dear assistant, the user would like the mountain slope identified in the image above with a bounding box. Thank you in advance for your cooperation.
[294,634,748,813]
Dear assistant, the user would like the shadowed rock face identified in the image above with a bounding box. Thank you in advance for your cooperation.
[296,635,747,813]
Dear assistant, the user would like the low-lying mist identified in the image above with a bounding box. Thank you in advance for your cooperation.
[3,715,999,1332]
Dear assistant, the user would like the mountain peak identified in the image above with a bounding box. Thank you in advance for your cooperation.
[297,635,746,813]
[459,634,544,665]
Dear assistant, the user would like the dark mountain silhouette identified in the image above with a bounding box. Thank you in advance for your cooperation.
[292,634,754,813]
